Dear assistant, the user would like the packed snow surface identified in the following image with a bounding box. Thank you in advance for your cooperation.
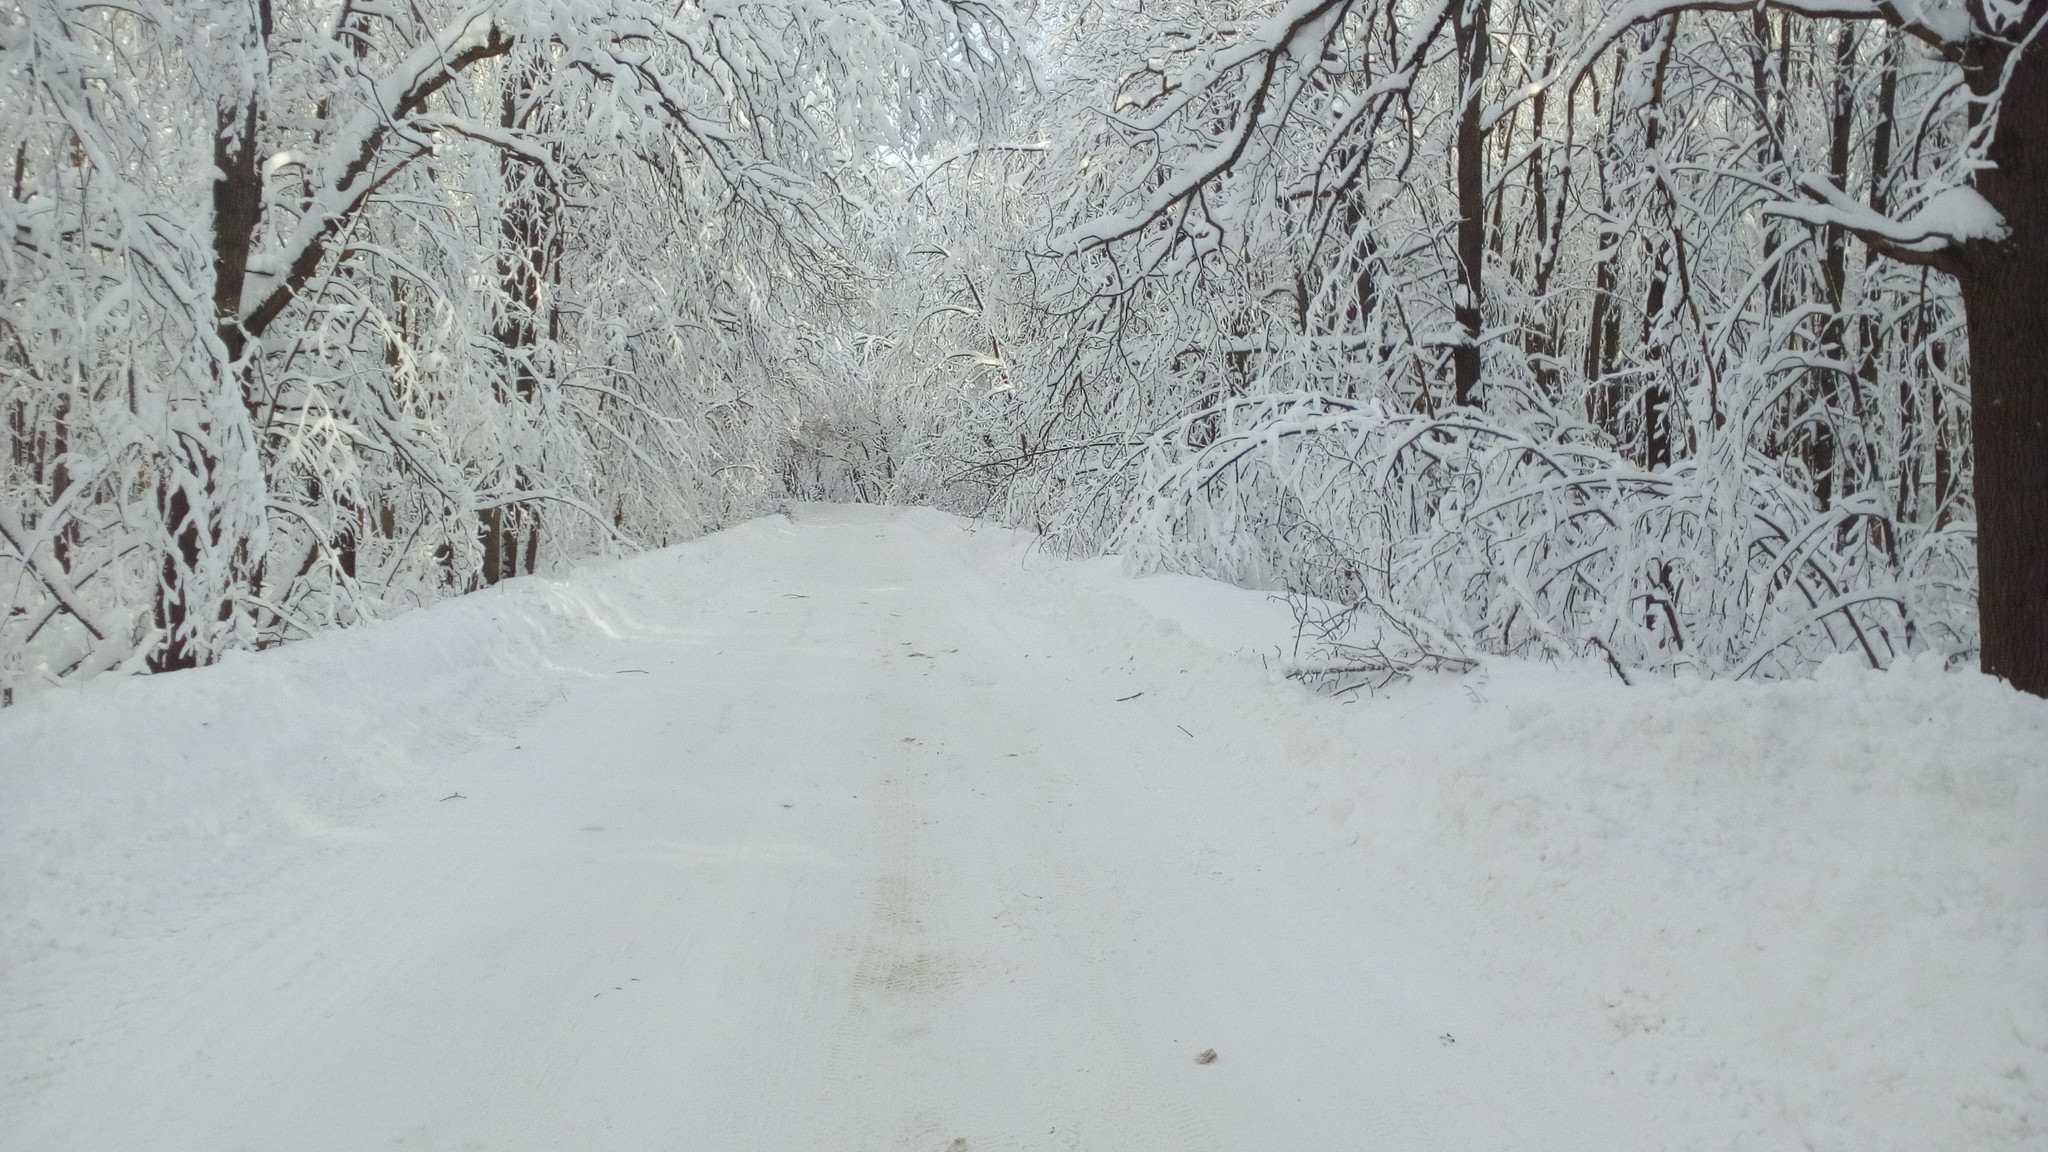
[2,506,2042,1151]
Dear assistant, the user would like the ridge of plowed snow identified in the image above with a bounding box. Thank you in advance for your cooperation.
[3,505,2042,1151]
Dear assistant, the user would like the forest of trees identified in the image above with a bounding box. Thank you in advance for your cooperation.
[4,0,2044,701]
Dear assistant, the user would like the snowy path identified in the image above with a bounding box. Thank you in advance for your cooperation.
[4,507,2041,1151]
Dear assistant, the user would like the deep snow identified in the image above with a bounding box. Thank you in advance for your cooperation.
[2,505,2041,1150]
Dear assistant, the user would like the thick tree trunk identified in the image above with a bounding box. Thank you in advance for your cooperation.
[1963,246,2048,694]
[1961,26,2048,695]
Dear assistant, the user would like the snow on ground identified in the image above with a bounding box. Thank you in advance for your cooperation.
[2,505,2041,1151]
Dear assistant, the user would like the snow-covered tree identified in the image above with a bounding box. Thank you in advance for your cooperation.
[0,0,1012,696]
[920,0,2037,691]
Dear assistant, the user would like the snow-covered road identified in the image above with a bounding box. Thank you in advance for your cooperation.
[4,507,2042,1151]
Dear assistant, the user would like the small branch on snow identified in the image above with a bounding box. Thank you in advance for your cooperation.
[1285,650,1481,694]
[1585,637,1634,686]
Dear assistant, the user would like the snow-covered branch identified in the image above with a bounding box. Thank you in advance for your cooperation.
[1765,178,2007,268]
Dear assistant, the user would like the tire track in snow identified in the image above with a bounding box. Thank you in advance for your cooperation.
[898,522,1226,1152]
[814,794,924,1149]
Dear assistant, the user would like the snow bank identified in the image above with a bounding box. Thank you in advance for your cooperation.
[1062,553,2046,1151]
[0,517,796,1042]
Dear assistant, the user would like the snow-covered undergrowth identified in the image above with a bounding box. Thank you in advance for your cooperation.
[3,508,2040,1150]
[1117,393,1976,683]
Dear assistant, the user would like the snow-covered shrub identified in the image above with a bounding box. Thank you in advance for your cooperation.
[1121,392,1974,683]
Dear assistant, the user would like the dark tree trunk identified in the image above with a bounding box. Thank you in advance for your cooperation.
[1450,0,1487,407]
[149,476,208,672]
[1932,341,1958,528]
[1642,255,1671,469]
[337,498,357,580]
[1585,55,1624,438]
[479,504,504,588]
[1870,42,1908,522]
[210,95,263,364]
[1525,52,1565,403]
[1639,20,1676,470]
[49,392,70,571]
[1960,22,2048,694]
[1962,250,2048,693]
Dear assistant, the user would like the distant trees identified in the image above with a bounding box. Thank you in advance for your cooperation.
[922,0,2041,692]
[0,0,1010,697]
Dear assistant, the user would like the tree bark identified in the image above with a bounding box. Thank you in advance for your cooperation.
[211,94,263,364]
[1959,27,2048,695]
